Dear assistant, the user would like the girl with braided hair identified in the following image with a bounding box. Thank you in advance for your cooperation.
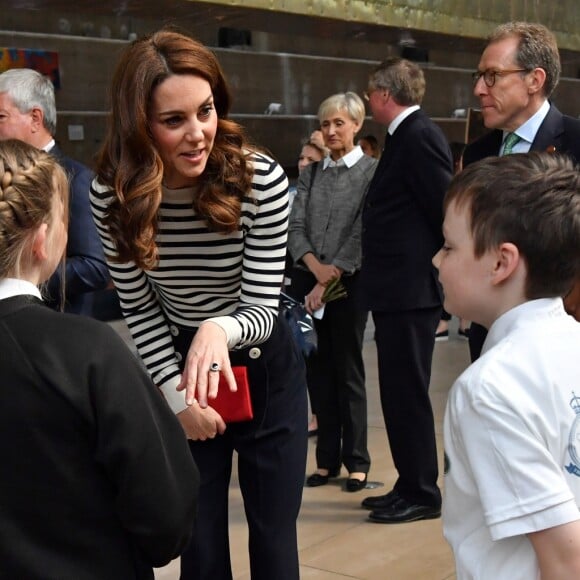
[0,139,198,579]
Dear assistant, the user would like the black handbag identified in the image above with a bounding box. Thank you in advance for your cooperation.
[279,291,318,357]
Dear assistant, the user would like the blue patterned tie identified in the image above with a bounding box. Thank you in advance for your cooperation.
[502,132,521,156]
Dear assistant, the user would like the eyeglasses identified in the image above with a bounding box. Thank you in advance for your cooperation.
[472,68,530,87]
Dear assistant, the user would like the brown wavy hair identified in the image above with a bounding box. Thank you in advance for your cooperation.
[95,29,254,269]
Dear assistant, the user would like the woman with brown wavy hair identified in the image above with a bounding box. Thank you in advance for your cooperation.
[90,29,307,580]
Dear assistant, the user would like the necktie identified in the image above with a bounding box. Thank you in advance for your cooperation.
[379,132,392,163]
[502,132,521,156]
[383,132,391,152]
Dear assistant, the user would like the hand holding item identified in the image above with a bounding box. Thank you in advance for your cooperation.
[314,263,341,286]
[177,403,227,441]
[177,321,237,408]
[322,277,348,302]
[305,283,326,314]
[307,277,348,317]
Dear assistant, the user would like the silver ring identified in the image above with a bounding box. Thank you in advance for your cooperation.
[209,362,221,372]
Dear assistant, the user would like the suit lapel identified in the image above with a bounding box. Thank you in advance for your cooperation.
[530,104,564,154]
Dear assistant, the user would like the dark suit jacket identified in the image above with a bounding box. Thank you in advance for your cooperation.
[0,294,199,579]
[360,109,453,311]
[463,104,580,167]
[46,145,111,315]
[463,103,580,360]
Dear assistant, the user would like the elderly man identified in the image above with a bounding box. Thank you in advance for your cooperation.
[0,68,111,315]
[464,21,580,360]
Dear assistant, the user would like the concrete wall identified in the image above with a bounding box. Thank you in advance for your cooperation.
[1,30,578,173]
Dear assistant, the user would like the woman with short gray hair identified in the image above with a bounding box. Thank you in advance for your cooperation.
[288,91,377,492]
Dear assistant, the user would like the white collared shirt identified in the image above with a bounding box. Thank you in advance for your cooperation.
[42,139,56,153]
[322,145,364,169]
[443,298,580,580]
[0,278,42,300]
[388,105,421,136]
[501,99,550,155]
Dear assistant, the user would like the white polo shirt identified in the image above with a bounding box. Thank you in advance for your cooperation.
[443,298,580,580]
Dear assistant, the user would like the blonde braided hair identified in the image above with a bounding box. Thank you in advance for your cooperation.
[0,139,68,279]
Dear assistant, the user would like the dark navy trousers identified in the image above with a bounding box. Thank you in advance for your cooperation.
[173,315,308,580]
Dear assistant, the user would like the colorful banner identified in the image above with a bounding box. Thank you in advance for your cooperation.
[0,47,60,89]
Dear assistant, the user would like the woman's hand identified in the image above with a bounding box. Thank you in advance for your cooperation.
[177,321,237,408]
[310,130,326,151]
[301,253,340,287]
[177,403,227,441]
[305,283,326,314]
[313,263,341,286]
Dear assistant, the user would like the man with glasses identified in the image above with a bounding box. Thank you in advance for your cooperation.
[464,21,580,361]
[359,58,453,524]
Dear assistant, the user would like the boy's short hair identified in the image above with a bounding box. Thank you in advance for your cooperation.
[444,152,580,299]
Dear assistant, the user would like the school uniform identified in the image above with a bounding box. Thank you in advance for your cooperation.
[444,299,580,579]
[0,280,198,579]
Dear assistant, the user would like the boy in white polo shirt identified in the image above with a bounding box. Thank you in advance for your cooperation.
[433,152,580,580]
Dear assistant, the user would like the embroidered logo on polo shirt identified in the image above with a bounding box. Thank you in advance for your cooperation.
[566,392,580,477]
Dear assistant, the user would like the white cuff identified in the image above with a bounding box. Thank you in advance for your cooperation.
[158,376,188,414]
[204,316,243,349]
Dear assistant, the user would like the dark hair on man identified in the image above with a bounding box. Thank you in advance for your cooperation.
[444,152,580,300]
[368,57,426,106]
[487,22,561,98]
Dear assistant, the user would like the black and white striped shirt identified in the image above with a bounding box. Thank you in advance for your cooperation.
[90,152,289,412]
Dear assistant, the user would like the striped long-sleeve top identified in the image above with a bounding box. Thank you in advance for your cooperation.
[90,152,289,413]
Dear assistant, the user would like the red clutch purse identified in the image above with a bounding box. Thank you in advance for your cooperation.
[209,366,254,423]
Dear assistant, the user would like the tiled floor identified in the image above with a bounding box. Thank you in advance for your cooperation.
[111,317,470,580]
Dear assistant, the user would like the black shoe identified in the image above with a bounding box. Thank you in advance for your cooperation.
[305,470,339,487]
[361,489,399,510]
[368,497,441,524]
[345,475,367,492]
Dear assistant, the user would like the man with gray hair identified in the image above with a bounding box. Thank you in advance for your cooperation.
[464,21,580,361]
[0,67,111,315]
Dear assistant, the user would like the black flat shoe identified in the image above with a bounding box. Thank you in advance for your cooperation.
[346,475,367,492]
[305,470,339,487]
